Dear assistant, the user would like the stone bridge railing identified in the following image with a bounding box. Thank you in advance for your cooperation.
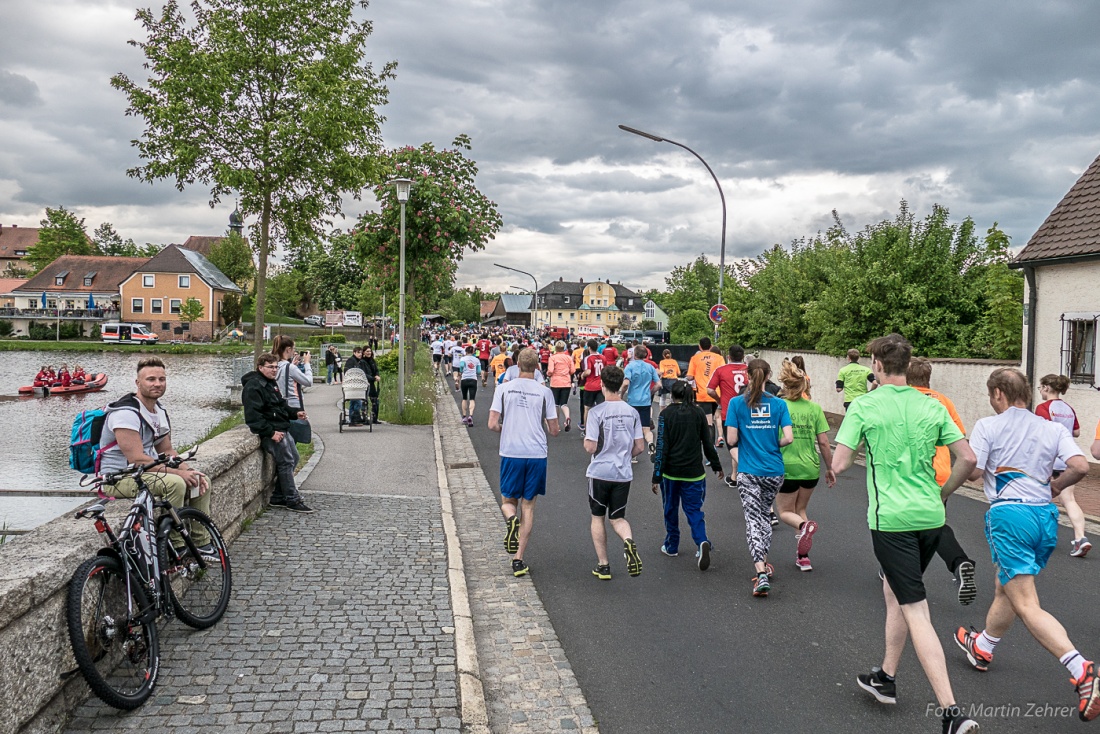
[0,425,275,734]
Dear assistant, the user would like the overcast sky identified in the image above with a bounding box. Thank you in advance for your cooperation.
[2,0,1099,294]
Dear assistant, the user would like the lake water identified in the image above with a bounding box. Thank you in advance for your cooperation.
[0,350,237,530]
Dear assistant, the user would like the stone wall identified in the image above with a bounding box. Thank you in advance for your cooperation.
[0,425,274,734]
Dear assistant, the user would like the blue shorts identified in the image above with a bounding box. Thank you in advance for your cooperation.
[985,503,1059,586]
[500,457,548,501]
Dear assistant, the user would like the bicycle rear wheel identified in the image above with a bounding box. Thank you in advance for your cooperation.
[66,556,159,710]
[157,507,232,629]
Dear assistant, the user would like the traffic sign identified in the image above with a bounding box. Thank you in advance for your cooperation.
[708,303,730,324]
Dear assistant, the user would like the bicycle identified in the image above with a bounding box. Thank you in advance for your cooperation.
[66,448,232,710]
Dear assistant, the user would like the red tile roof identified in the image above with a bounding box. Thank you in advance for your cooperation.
[1015,150,1100,264]
[0,224,39,260]
[179,235,225,257]
[14,255,149,293]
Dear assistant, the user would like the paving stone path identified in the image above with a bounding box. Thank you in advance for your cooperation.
[435,385,598,734]
[65,389,460,733]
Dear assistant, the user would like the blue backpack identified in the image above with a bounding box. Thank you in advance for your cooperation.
[70,408,109,474]
[69,395,161,475]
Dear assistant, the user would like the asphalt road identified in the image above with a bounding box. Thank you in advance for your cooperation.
[449,375,1099,733]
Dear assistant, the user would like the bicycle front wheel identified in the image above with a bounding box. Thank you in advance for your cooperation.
[157,507,232,629]
[66,556,159,710]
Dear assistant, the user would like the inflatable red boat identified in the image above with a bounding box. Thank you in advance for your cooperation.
[18,373,108,397]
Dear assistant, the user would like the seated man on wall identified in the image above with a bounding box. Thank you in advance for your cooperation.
[98,356,214,553]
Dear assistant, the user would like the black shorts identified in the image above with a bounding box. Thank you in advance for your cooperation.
[551,386,570,406]
[479,358,490,372]
[871,527,943,605]
[432,354,442,363]
[581,389,605,409]
[633,404,652,428]
[700,401,717,416]
[589,478,630,519]
[779,476,820,494]
[460,379,478,400]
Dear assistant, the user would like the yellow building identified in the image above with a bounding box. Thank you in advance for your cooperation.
[119,244,242,340]
[533,278,645,335]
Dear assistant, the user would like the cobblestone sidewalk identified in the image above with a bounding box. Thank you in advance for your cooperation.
[435,386,598,734]
[64,491,460,734]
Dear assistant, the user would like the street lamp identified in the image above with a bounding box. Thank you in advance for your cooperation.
[388,177,414,416]
[495,263,539,332]
[618,124,727,334]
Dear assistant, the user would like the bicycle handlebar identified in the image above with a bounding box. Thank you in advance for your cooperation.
[79,447,198,488]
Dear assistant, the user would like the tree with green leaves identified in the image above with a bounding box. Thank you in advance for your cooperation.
[207,230,255,290]
[298,230,363,311]
[93,222,162,257]
[662,255,723,316]
[26,207,96,271]
[670,309,712,345]
[112,0,395,357]
[265,269,305,320]
[220,291,243,326]
[178,297,205,331]
[354,136,502,368]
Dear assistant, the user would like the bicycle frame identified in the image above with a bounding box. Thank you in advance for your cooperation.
[77,451,207,624]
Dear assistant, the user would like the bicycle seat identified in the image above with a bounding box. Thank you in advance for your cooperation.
[76,503,107,519]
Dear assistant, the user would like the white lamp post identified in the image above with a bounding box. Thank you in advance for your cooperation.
[388,177,414,416]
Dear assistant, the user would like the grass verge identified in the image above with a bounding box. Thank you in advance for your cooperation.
[295,440,315,471]
[377,346,434,425]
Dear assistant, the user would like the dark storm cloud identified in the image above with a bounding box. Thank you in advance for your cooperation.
[3,0,1100,289]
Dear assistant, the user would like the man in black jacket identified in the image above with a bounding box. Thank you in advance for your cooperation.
[242,353,314,513]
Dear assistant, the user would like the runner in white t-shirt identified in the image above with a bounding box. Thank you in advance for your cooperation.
[450,341,466,390]
[1035,373,1089,556]
[489,348,560,577]
[954,367,1100,723]
[430,338,444,375]
[583,365,645,580]
[458,346,481,427]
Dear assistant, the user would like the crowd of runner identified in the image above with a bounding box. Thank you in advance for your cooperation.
[426,323,1100,733]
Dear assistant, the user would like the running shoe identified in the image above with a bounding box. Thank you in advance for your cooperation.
[660,544,678,557]
[765,562,775,577]
[796,556,812,572]
[624,539,643,577]
[724,475,737,488]
[770,511,779,527]
[697,540,711,571]
[285,501,315,514]
[504,515,520,554]
[752,573,770,597]
[592,564,612,580]
[954,560,977,605]
[511,559,529,577]
[715,437,726,449]
[1074,660,1100,721]
[648,442,655,456]
[796,520,818,557]
[954,626,992,672]
[941,707,979,733]
[564,417,571,432]
[856,666,896,704]
[1071,538,1092,558]
[631,457,639,464]
[578,423,586,432]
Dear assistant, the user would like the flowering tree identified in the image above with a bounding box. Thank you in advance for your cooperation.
[354,135,502,342]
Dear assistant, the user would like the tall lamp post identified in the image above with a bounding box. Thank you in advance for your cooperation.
[388,177,414,416]
[495,263,539,332]
[618,124,727,336]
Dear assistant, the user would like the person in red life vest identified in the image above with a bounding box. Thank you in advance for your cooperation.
[58,364,72,387]
[33,365,50,387]
[72,364,87,385]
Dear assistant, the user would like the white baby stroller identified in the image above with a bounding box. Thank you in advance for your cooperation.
[339,367,373,432]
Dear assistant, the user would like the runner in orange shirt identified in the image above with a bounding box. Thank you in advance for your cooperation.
[686,336,725,446]
[907,357,977,605]
[1093,419,1100,460]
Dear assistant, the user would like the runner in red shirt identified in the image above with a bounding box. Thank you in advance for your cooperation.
[706,344,749,448]
[476,334,493,386]
[580,339,606,430]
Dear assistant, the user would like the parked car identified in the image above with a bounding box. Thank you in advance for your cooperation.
[304,314,324,327]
